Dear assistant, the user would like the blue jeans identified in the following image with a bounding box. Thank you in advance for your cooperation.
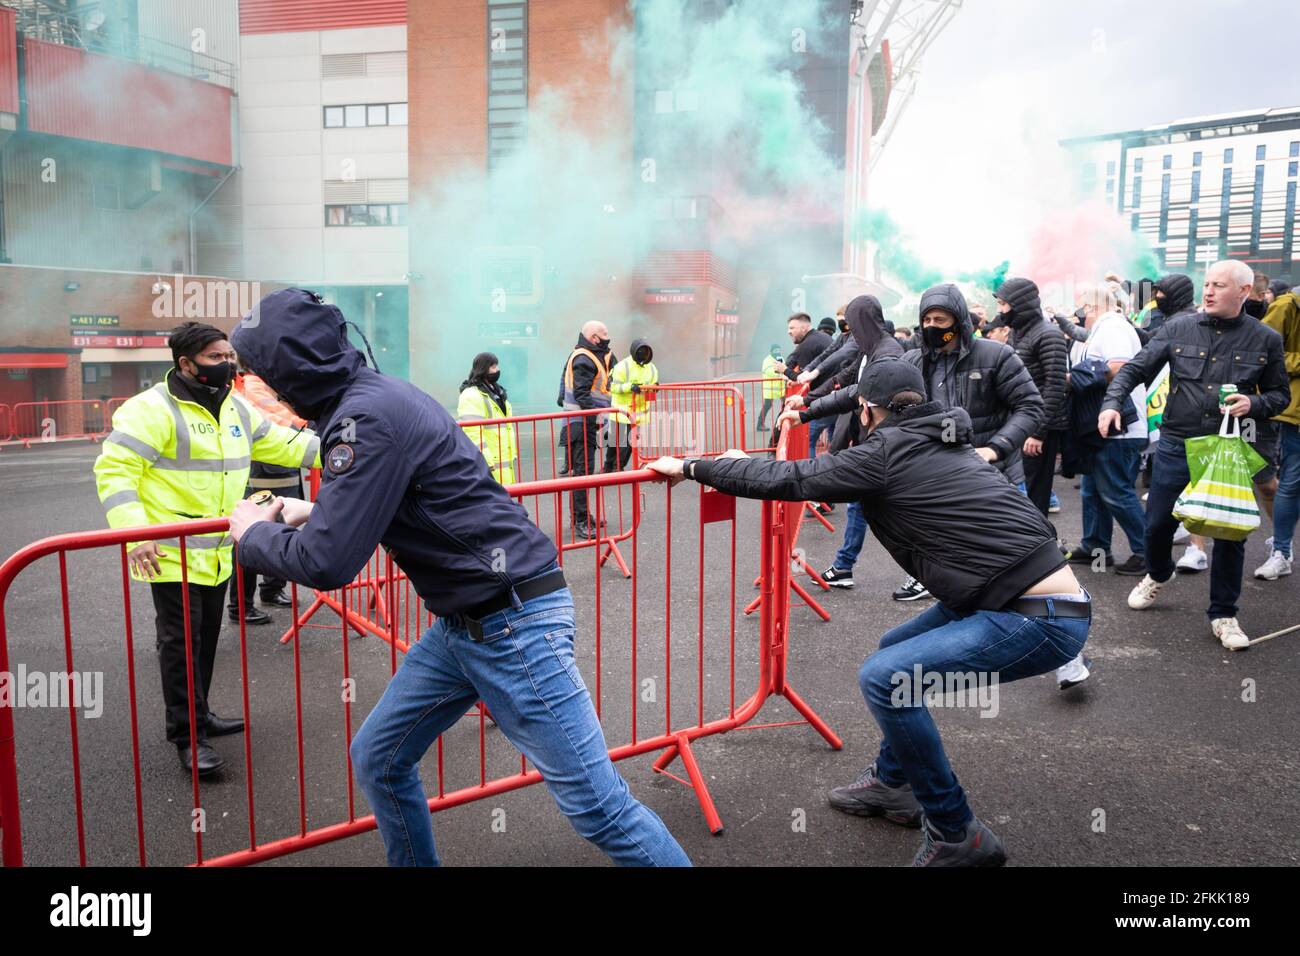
[809,417,835,458]
[349,580,691,867]
[833,500,869,571]
[1145,437,1246,618]
[1272,422,1300,558]
[1079,438,1146,559]
[857,598,1089,835]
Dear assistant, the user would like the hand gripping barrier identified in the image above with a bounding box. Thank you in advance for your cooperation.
[0,412,840,866]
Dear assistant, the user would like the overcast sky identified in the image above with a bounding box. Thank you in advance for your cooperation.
[871,0,1300,273]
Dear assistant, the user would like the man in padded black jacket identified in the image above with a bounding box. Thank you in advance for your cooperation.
[648,358,1090,867]
[996,277,1068,516]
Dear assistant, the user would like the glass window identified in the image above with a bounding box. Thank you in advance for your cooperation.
[1224,147,1234,163]
[1256,144,1266,160]
[388,103,408,125]
[1106,160,1116,175]
[1290,141,1299,158]
[369,204,391,225]
[326,206,347,226]
[1163,154,1172,169]
[1193,151,1202,166]
[367,104,387,126]
[390,204,408,225]
[345,105,366,127]
[1134,157,1143,172]
[1290,161,1298,178]
[347,204,371,225]
[324,106,344,128]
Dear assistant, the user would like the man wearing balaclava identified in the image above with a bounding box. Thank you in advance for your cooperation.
[226,289,690,867]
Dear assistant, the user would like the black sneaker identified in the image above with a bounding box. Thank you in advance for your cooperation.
[1065,547,1114,568]
[892,576,931,602]
[828,763,922,827]
[912,817,1007,867]
[1112,555,1147,576]
[821,566,854,589]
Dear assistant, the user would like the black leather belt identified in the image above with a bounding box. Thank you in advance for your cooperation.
[1006,596,1092,620]
[461,568,568,641]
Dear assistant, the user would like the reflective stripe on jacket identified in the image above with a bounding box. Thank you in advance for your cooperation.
[94,370,322,585]
[457,385,516,485]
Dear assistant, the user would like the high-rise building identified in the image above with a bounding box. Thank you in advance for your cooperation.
[1064,106,1300,279]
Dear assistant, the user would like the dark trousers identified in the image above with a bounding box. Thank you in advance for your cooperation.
[1146,438,1245,619]
[757,398,774,430]
[604,421,633,473]
[151,580,228,746]
[1023,429,1064,516]
[567,418,599,524]
[228,479,303,611]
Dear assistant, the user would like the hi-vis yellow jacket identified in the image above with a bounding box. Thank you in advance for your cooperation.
[456,385,516,485]
[609,355,659,425]
[94,370,322,586]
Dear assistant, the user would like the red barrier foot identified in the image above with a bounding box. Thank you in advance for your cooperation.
[652,735,724,835]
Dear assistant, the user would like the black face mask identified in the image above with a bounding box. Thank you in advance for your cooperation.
[190,360,232,390]
[486,370,501,384]
[838,320,849,333]
[634,349,651,365]
[1244,299,1266,318]
[922,325,958,350]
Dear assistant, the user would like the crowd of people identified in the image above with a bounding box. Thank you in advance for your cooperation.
[88,263,1296,867]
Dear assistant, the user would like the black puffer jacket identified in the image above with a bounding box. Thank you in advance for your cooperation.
[1104,307,1289,442]
[997,277,1068,435]
[692,402,1066,613]
[905,284,1044,470]
[1144,273,1196,337]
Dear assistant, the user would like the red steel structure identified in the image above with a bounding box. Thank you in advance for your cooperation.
[0,415,841,866]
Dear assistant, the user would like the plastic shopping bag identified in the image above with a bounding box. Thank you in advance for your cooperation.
[1172,412,1267,541]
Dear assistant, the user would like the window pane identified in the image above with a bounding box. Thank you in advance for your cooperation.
[370,204,391,225]
[348,204,370,225]
[368,104,387,125]
[345,105,366,127]
[390,204,408,225]
[326,206,346,226]
[324,106,344,128]
[388,103,408,125]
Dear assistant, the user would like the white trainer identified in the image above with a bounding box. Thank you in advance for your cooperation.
[1254,550,1293,581]
[1176,544,1208,573]
[1211,617,1250,651]
[1127,574,1166,610]
[1056,654,1092,690]
[1173,524,1190,544]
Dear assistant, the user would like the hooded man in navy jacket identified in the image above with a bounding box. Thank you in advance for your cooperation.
[226,289,689,867]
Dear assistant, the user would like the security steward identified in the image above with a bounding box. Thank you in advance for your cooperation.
[562,321,616,538]
[94,322,321,776]
[227,289,689,867]
[228,365,309,624]
[649,359,1090,867]
[606,337,658,471]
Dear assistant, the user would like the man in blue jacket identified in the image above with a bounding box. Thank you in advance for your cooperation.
[226,289,689,867]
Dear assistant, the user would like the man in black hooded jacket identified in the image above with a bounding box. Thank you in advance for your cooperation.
[226,289,689,867]
[648,359,1090,867]
[996,278,1068,516]
[885,284,1044,601]
[777,294,903,588]
[1143,273,1196,337]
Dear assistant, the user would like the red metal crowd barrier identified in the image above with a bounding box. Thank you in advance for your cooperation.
[0,415,841,866]
[658,376,786,454]
[0,398,128,447]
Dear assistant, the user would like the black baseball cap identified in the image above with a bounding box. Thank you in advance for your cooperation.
[857,358,925,409]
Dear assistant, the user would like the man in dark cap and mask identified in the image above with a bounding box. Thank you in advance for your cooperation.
[648,358,1091,867]
[1144,273,1196,338]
